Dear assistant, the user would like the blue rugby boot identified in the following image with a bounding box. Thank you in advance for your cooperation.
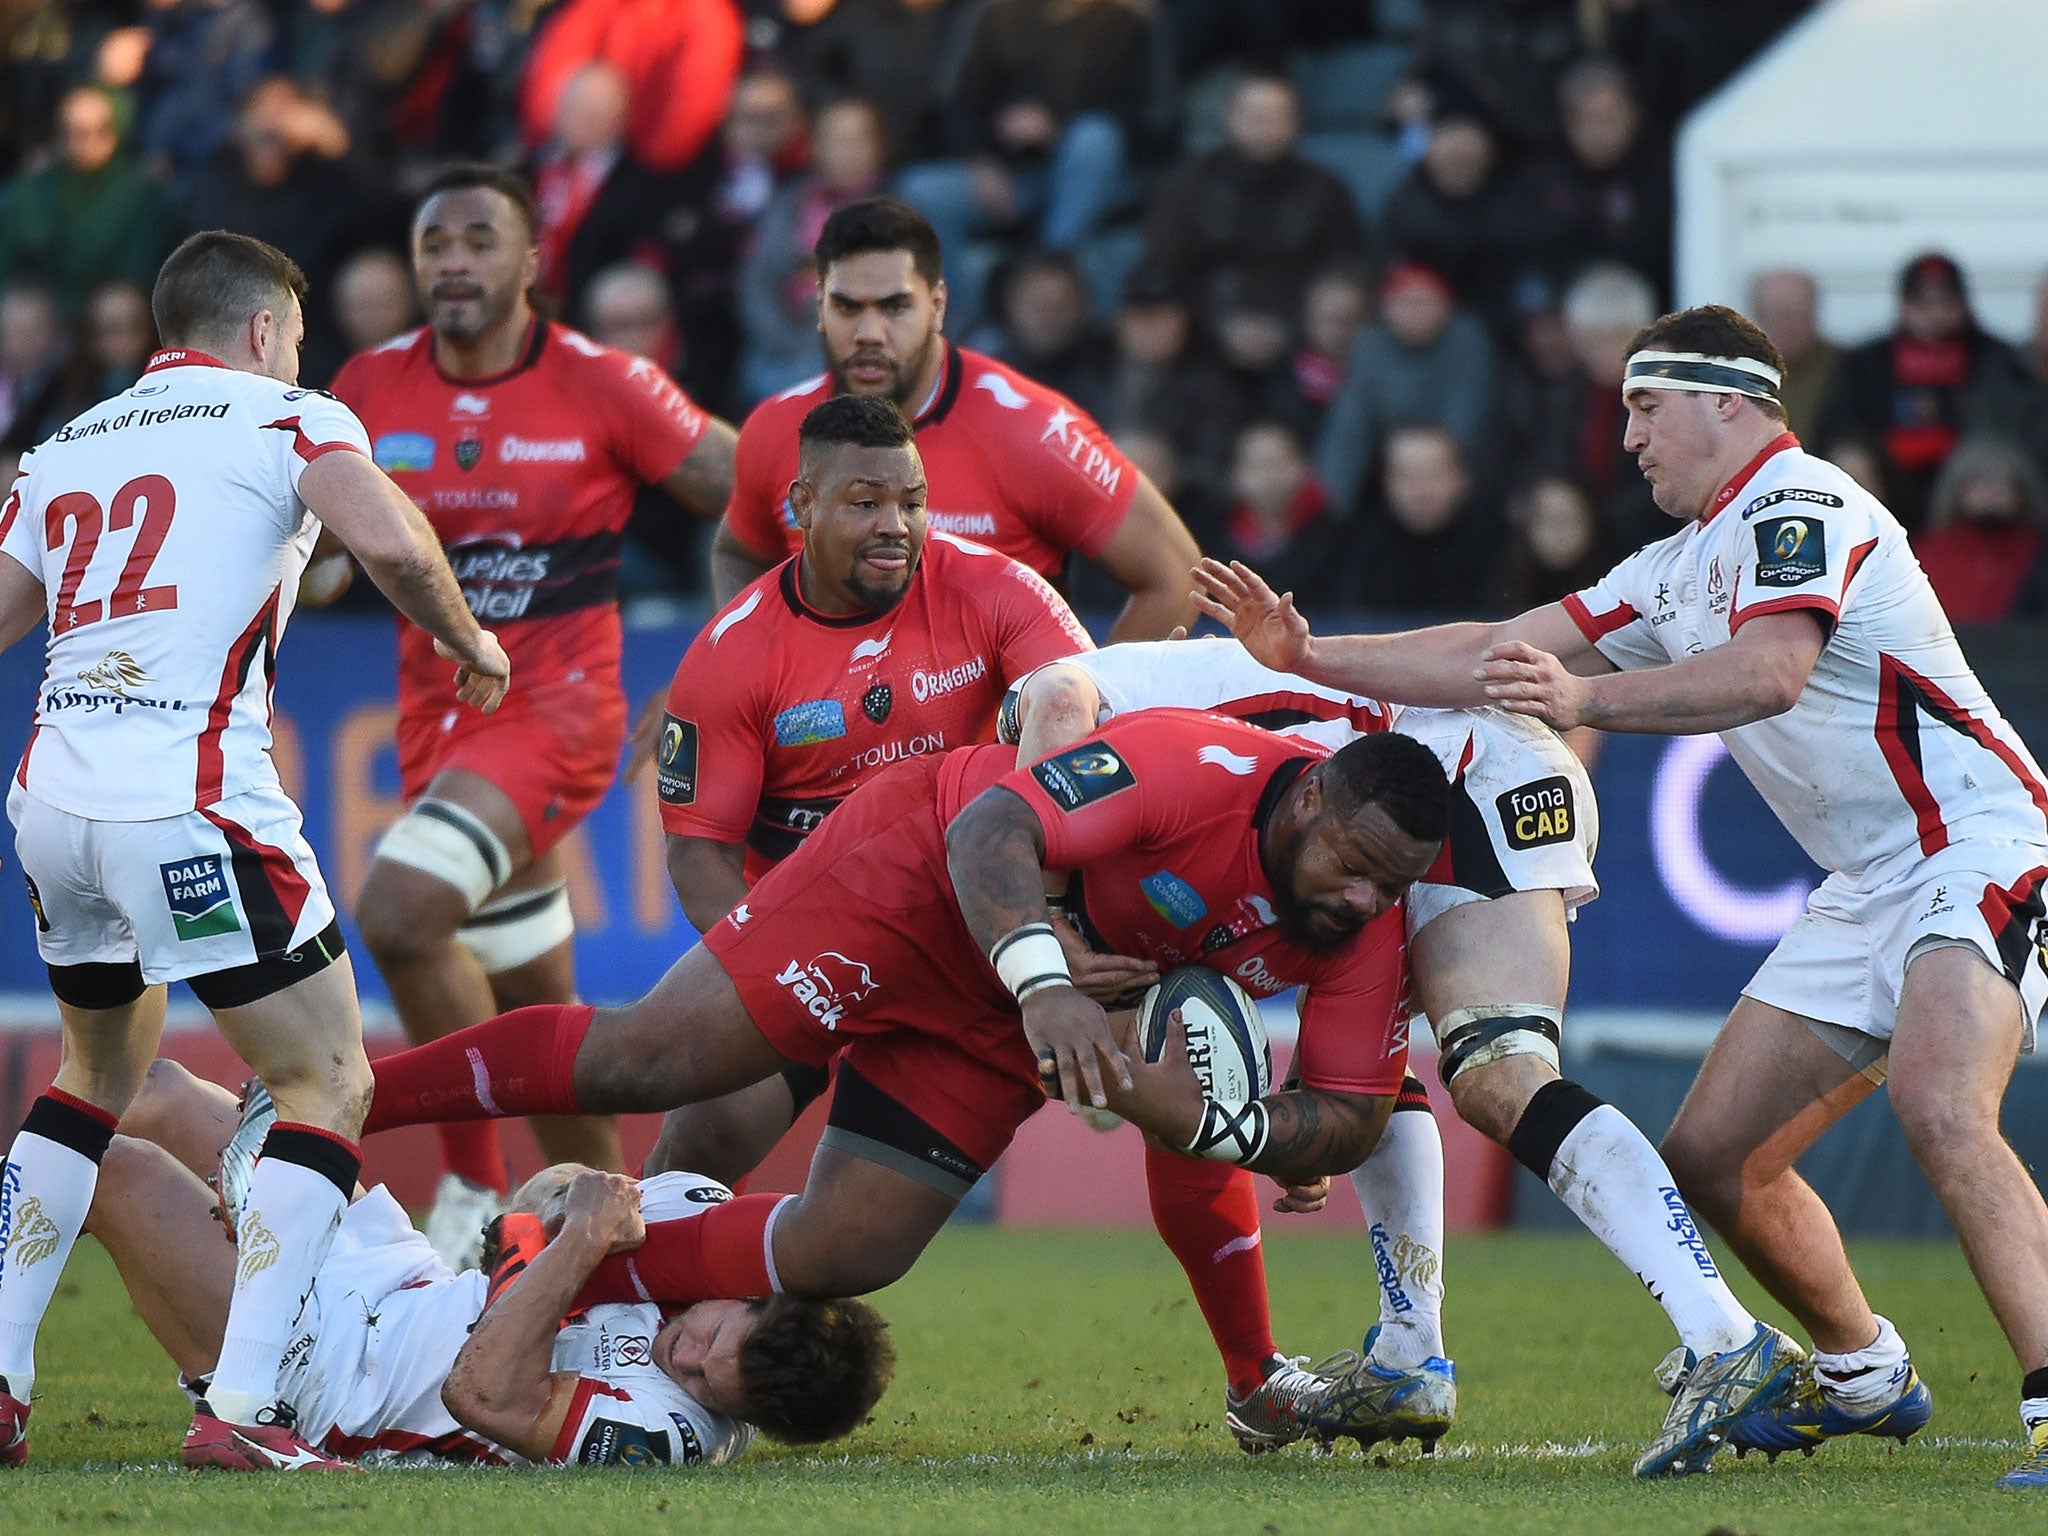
[1635,1322,1804,1478]
[1728,1357,1931,1461]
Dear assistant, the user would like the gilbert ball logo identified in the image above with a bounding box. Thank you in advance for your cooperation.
[159,855,241,940]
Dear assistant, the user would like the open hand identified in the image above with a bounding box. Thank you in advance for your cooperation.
[1190,559,1315,673]
[1475,640,1589,729]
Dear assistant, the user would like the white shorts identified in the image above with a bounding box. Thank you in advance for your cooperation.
[1743,840,2048,1079]
[280,1186,494,1463]
[1394,708,1601,937]
[7,781,336,986]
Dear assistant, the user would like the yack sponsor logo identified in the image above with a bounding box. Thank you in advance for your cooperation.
[774,951,876,1030]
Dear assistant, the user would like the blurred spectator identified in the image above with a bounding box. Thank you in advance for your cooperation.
[663,67,813,411]
[80,279,157,400]
[1379,108,1523,328]
[738,96,890,403]
[1315,263,1495,515]
[1105,265,1248,487]
[898,0,1154,277]
[1913,436,2048,622]
[1818,253,2047,531]
[181,78,385,380]
[1749,267,1840,443]
[0,87,182,316]
[1517,57,1670,297]
[138,0,276,186]
[1496,474,1613,610]
[783,0,969,163]
[1140,75,1366,334]
[2026,271,2048,386]
[981,251,1112,421]
[1290,265,1371,439]
[0,283,75,452]
[1523,261,1661,549]
[1412,0,1583,152]
[1354,423,1501,614]
[1603,0,1814,144]
[1206,419,1346,608]
[584,262,681,369]
[530,62,671,309]
[331,247,419,358]
[520,0,745,173]
[1826,439,1889,504]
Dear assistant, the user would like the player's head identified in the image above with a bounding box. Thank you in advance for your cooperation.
[153,230,307,384]
[653,1295,895,1444]
[1620,304,1790,523]
[791,394,927,614]
[814,197,947,407]
[1265,733,1447,952]
[412,162,540,344]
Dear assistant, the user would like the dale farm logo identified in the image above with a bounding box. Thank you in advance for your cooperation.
[159,855,241,940]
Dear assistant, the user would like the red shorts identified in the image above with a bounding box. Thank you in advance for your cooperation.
[702,757,1045,1171]
[397,678,628,860]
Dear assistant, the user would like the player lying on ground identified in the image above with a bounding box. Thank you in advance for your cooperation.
[0,231,509,1472]
[329,163,745,1253]
[84,1062,891,1466]
[341,710,1448,1316]
[1194,301,2048,1489]
[1004,640,1790,1475]
[644,394,1345,1457]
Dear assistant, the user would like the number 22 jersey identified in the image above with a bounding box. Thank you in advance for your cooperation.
[0,350,370,819]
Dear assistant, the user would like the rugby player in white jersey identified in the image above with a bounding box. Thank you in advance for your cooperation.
[1195,302,2048,1487]
[1005,641,1787,1473]
[0,231,510,1470]
[77,1065,891,1466]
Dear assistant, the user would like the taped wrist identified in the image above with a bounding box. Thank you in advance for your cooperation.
[990,922,1072,1003]
[1185,1096,1271,1165]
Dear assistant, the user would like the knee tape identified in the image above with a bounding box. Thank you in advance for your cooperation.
[456,883,574,975]
[1434,1003,1562,1087]
[373,799,513,911]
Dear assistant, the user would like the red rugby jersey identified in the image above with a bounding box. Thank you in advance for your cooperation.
[722,343,1136,581]
[659,532,1091,879]
[331,320,709,717]
[937,710,1412,1096]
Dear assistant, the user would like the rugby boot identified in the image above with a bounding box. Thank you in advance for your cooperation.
[1635,1322,1803,1477]
[1224,1354,1333,1453]
[0,1378,28,1466]
[1726,1357,1931,1461]
[480,1212,549,1309]
[1997,1418,2048,1489]
[212,1078,276,1242]
[1308,1348,1457,1452]
[422,1172,507,1273]
[182,1400,357,1471]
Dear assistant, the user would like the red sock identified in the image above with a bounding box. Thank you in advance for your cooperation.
[365,1004,594,1136]
[573,1192,784,1308]
[438,1121,510,1193]
[1145,1144,1277,1397]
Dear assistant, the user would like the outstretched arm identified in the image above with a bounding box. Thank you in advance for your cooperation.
[1192,558,1612,707]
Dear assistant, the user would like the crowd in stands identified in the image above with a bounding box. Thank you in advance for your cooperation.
[5,0,2048,621]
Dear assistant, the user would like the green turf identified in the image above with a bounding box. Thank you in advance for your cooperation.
[2,1223,2040,1533]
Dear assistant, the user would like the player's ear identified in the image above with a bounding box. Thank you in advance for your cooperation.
[931,278,947,333]
[789,477,816,531]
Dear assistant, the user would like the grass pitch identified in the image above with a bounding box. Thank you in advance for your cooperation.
[3,1223,2038,1534]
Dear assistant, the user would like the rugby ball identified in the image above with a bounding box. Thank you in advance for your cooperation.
[1136,966,1272,1105]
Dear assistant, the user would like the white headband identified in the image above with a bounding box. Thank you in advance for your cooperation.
[1623,349,1783,401]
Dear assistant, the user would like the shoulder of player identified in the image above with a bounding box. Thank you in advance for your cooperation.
[739,372,832,437]
[332,326,430,387]
[690,573,786,660]
[1728,447,1875,530]
[952,348,1077,432]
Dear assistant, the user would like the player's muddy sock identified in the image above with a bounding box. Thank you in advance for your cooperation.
[1143,1145,1275,1398]
[1813,1315,1909,1414]
[437,1122,511,1195]
[364,1005,595,1135]
[1514,1086,1755,1358]
[0,1090,118,1398]
[575,1193,788,1308]
[207,1124,358,1425]
[1346,1077,1446,1371]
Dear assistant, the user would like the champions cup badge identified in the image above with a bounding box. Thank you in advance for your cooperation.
[455,437,483,472]
[863,683,892,723]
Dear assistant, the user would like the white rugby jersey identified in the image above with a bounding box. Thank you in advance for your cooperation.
[1563,434,2048,881]
[0,350,367,819]
[300,1173,754,1468]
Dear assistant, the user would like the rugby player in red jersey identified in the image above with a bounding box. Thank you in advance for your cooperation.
[328,163,740,1263]
[345,711,1449,1382]
[710,198,1199,641]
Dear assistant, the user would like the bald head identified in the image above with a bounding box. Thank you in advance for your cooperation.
[554,62,630,156]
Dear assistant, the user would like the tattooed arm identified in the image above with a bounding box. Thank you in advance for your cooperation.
[1252,1087,1393,1183]
[945,786,1131,1110]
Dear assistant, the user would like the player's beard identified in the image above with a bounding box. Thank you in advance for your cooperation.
[830,324,941,409]
[844,542,920,613]
[1270,886,1367,954]
[431,281,519,344]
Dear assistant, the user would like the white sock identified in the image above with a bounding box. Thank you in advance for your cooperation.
[1813,1315,1909,1414]
[2021,1398,2048,1436]
[1545,1105,1756,1358]
[207,1155,347,1425]
[1348,1096,1446,1370]
[0,1128,105,1401]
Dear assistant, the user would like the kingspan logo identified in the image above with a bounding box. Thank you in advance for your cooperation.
[1369,1221,1414,1315]
[1661,1187,1721,1278]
